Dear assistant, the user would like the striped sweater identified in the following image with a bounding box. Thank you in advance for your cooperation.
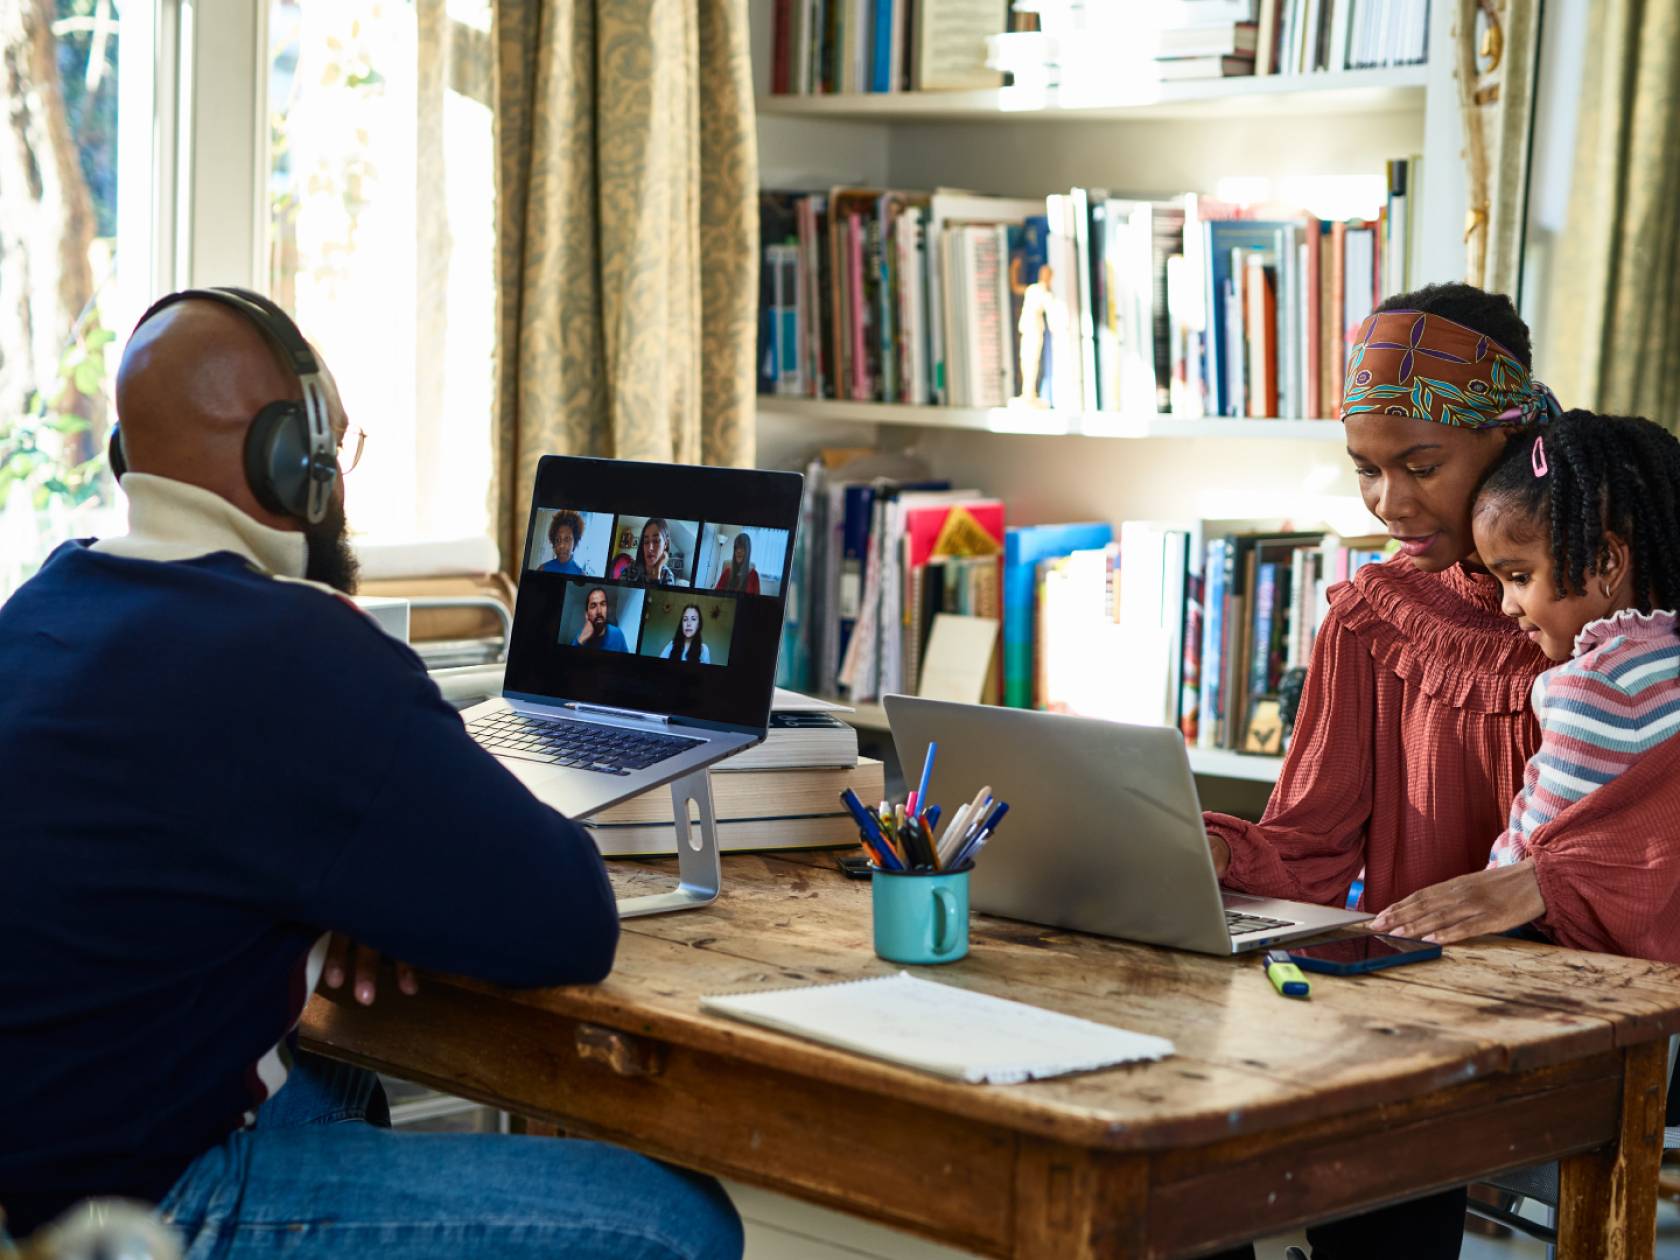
[1489,608,1680,867]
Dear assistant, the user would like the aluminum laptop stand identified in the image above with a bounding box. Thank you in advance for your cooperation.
[611,768,722,919]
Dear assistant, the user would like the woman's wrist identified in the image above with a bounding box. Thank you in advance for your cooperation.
[1209,832,1232,880]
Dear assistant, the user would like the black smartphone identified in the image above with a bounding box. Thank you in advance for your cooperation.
[1286,935,1442,976]
[835,854,874,880]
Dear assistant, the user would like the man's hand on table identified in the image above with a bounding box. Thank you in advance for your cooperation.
[322,934,419,1005]
[1366,861,1546,945]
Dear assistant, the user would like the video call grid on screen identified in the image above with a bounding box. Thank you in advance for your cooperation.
[508,457,803,731]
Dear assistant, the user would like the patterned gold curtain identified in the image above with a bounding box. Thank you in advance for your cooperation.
[1543,0,1680,424]
[491,0,758,571]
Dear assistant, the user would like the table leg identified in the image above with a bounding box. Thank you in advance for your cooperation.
[1557,1040,1667,1259]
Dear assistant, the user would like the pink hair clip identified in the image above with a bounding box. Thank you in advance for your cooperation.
[1532,434,1549,478]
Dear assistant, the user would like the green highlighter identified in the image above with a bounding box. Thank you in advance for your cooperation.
[1263,949,1311,999]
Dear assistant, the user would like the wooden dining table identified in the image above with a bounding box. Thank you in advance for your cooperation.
[300,852,1680,1259]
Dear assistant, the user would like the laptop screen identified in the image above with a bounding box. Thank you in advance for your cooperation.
[503,456,804,732]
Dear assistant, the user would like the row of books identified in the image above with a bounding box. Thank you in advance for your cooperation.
[1260,0,1432,75]
[1032,523,1392,751]
[770,0,1019,96]
[757,166,1417,421]
[584,690,881,855]
[987,7,1265,88]
[771,459,1396,759]
[817,472,1008,704]
[984,0,1427,91]
[770,0,1428,97]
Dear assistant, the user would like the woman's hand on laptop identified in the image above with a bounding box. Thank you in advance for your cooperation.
[323,933,420,1005]
[1367,862,1546,944]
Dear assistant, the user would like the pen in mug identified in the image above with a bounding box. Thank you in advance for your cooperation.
[951,829,991,870]
[840,789,903,871]
[942,783,990,845]
[973,801,1009,841]
[915,742,938,818]
[937,804,974,865]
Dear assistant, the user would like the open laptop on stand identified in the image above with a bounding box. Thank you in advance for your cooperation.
[885,697,1370,953]
[462,455,803,918]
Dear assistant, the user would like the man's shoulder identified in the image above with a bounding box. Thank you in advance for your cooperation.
[28,543,429,681]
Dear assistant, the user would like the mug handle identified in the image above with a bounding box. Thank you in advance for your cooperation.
[931,886,960,957]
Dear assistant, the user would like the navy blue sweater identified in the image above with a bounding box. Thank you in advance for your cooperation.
[0,543,618,1235]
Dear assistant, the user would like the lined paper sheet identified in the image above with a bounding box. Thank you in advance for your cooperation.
[702,972,1174,1084]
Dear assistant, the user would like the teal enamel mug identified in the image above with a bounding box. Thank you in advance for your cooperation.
[871,865,970,964]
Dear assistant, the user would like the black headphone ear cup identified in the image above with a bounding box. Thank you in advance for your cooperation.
[244,401,313,519]
[108,424,128,481]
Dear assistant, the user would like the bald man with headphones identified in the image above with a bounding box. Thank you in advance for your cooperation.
[0,291,743,1259]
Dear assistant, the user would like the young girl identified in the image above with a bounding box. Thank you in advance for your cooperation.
[1372,410,1680,958]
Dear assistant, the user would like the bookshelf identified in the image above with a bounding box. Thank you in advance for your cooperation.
[750,2,1471,783]
[832,698,1285,784]
[758,64,1430,123]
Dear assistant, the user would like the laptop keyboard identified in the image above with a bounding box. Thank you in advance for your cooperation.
[1225,910,1297,936]
[467,712,704,777]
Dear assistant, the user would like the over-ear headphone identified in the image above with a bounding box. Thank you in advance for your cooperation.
[108,286,339,526]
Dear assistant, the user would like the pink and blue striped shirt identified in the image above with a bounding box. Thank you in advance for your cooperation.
[1490,608,1680,867]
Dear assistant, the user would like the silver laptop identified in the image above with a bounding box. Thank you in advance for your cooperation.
[884,696,1371,954]
[462,456,802,823]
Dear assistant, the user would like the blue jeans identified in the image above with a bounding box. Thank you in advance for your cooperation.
[157,1051,743,1260]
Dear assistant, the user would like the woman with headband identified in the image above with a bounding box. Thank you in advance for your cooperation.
[1203,282,1562,1260]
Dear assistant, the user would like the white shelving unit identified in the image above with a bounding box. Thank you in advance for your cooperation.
[757,397,1348,441]
[749,5,1469,782]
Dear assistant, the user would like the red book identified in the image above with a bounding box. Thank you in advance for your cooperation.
[1329,220,1347,418]
[771,0,792,95]
[1304,217,1322,420]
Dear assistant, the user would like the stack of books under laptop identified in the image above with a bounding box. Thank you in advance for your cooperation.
[583,691,881,857]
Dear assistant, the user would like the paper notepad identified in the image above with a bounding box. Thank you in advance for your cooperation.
[700,972,1174,1084]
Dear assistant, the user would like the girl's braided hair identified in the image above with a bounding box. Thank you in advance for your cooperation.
[1475,409,1680,612]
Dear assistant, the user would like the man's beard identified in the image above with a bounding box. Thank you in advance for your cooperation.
[304,500,360,594]
[584,615,607,648]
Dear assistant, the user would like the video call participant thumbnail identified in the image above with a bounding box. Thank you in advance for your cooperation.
[528,507,613,576]
[695,523,789,598]
[639,592,736,668]
[614,515,699,586]
[558,583,646,654]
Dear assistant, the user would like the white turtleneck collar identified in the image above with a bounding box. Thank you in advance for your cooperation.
[90,473,309,579]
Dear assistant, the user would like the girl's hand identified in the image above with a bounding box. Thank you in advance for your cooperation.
[1367,862,1546,944]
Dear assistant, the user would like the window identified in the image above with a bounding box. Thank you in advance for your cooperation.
[266,0,496,548]
[0,0,153,602]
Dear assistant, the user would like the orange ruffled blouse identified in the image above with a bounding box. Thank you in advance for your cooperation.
[1207,557,1550,913]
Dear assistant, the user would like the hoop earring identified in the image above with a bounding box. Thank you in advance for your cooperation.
[1600,581,1613,599]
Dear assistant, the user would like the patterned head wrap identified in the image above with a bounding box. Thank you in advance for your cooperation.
[1342,310,1563,430]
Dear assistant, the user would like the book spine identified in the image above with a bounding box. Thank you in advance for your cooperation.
[772,0,793,94]
[1180,563,1203,743]
[1329,219,1346,416]
[1250,561,1278,699]
[849,213,871,398]
[1197,538,1226,749]
[772,243,803,396]
[869,0,893,92]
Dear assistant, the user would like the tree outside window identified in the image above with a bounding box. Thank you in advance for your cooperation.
[0,0,126,602]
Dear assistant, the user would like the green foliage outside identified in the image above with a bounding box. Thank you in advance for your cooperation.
[0,312,115,513]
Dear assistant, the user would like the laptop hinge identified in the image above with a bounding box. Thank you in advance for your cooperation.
[563,701,672,725]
